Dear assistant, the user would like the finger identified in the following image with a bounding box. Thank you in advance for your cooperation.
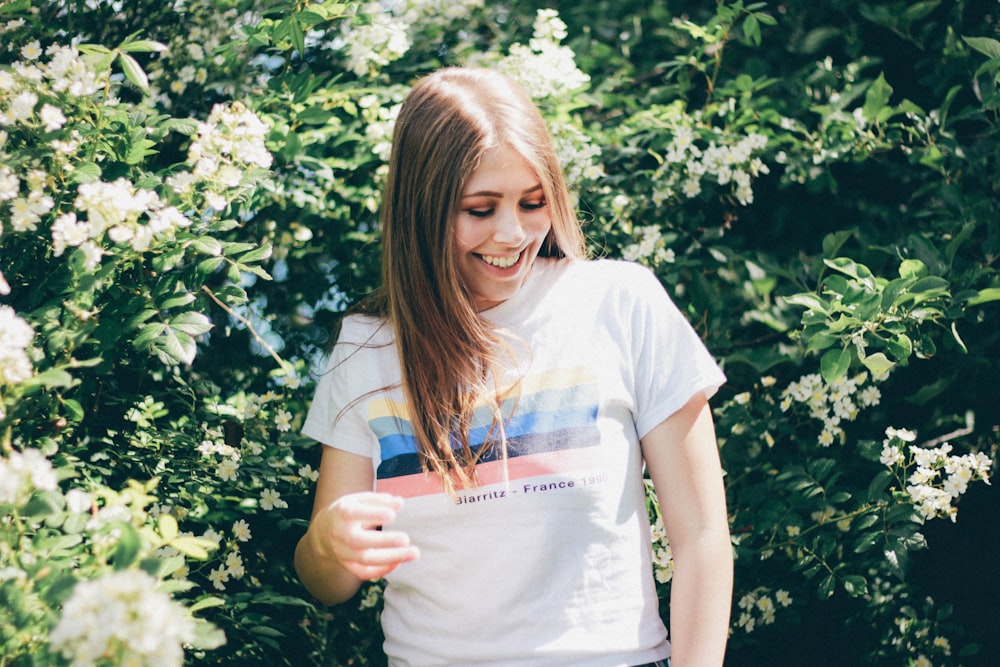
[335,493,405,528]
[343,545,421,581]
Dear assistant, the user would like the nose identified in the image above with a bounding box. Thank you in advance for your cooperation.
[492,205,527,246]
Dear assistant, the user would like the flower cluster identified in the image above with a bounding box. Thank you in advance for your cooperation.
[205,520,253,592]
[0,44,274,279]
[646,104,769,207]
[399,0,484,24]
[48,569,196,667]
[171,100,274,211]
[0,305,33,392]
[146,5,248,107]
[360,92,402,163]
[54,179,190,267]
[649,515,675,584]
[494,9,590,101]
[879,426,992,522]
[548,120,606,191]
[0,447,57,507]
[621,224,676,267]
[780,370,884,447]
[735,586,793,634]
[336,3,412,78]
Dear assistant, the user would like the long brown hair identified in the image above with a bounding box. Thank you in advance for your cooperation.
[368,67,585,493]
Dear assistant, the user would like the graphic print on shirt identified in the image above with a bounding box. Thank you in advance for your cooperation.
[368,366,601,498]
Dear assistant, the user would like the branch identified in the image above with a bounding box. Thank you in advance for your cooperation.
[200,286,285,369]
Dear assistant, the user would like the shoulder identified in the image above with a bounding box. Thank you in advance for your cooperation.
[321,313,394,375]
[336,312,392,346]
[557,258,665,302]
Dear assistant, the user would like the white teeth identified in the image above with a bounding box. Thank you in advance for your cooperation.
[481,253,520,269]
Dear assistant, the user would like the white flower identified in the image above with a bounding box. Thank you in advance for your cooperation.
[20,40,43,61]
[0,166,19,200]
[298,464,319,482]
[0,448,56,506]
[232,519,252,542]
[65,488,93,514]
[216,458,239,482]
[39,103,67,131]
[259,488,286,511]
[879,444,903,467]
[49,569,195,667]
[274,409,292,432]
[225,550,246,579]
[0,305,34,386]
[208,564,229,591]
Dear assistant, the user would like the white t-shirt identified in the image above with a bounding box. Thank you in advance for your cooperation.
[303,257,726,667]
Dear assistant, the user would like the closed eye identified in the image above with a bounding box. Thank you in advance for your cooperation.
[465,208,494,218]
[520,199,547,211]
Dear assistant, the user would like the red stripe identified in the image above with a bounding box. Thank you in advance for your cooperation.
[376,447,605,498]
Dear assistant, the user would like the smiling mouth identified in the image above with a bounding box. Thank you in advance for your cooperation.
[479,252,521,269]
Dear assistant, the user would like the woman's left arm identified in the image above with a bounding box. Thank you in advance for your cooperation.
[641,391,733,667]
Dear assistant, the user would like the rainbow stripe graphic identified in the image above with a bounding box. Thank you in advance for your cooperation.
[369,366,601,497]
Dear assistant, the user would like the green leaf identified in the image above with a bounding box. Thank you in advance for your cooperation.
[140,554,187,578]
[25,367,75,389]
[965,287,1000,306]
[159,514,179,541]
[190,596,227,613]
[860,352,894,376]
[821,347,851,383]
[842,575,869,597]
[862,73,893,123]
[823,257,875,289]
[170,311,213,336]
[170,535,218,560]
[908,276,949,294]
[886,334,913,361]
[159,293,197,310]
[742,13,761,46]
[963,36,1000,60]
[238,243,274,264]
[158,328,196,365]
[21,490,62,519]
[191,619,227,651]
[0,0,31,16]
[821,230,854,259]
[806,332,839,352]
[119,39,167,53]
[818,573,836,598]
[70,162,102,184]
[112,524,143,569]
[783,293,829,313]
[197,256,226,276]
[898,259,926,279]
[117,51,150,94]
[192,236,224,256]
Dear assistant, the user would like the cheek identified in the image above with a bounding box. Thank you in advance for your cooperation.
[453,219,483,254]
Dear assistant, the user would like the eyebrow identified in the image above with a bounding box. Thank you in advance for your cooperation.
[461,183,544,199]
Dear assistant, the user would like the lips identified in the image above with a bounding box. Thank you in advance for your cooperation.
[479,252,521,269]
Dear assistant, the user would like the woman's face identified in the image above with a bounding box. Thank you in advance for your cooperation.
[453,145,552,311]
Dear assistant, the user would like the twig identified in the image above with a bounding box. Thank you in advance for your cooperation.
[200,285,285,368]
[918,410,975,449]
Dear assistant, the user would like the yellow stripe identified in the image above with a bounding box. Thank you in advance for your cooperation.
[366,366,597,423]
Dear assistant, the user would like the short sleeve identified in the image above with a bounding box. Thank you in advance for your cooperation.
[626,265,726,439]
[301,316,391,464]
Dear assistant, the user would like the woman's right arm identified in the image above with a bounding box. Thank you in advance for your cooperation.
[294,446,420,605]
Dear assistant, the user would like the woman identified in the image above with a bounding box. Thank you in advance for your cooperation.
[294,67,732,667]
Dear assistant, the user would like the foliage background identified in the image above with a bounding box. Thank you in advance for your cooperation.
[1,0,998,665]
